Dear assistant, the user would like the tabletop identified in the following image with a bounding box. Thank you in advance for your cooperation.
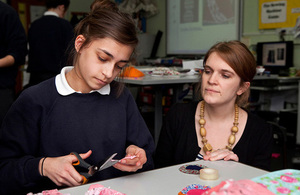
[59,160,268,195]
[121,74,200,85]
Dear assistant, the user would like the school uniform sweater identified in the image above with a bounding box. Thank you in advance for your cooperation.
[0,77,155,194]
[27,14,74,74]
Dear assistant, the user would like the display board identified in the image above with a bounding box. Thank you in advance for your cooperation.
[259,0,300,29]
[166,0,241,56]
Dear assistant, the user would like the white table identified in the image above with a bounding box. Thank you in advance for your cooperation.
[60,160,268,195]
[121,74,200,145]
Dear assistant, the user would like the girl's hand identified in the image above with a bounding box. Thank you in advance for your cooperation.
[203,149,239,162]
[113,145,147,172]
[39,150,92,186]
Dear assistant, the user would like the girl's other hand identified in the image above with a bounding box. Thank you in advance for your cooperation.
[113,145,147,172]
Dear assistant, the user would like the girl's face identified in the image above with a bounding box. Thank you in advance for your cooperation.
[201,52,249,106]
[72,35,134,93]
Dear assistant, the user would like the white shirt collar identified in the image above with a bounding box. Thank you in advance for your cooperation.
[44,11,59,17]
[55,66,110,96]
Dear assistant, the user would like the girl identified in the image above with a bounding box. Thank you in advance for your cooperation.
[155,41,272,170]
[0,1,154,194]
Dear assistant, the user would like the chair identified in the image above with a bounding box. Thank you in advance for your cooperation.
[268,121,288,170]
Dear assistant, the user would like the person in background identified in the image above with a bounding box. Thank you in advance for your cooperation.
[0,2,27,127]
[0,0,155,194]
[26,0,74,87]
[155,40,273,170]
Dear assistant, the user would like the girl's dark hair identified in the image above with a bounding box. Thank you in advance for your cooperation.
[197,40,257,108]
[46,0,70,10]
[68,0,138,97]
[90,0,118,12]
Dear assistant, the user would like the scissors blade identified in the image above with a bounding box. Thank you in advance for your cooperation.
[98,153,118,171]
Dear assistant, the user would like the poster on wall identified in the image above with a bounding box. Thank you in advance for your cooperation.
[259,0,300,29]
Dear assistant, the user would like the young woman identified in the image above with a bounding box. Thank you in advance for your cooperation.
[155,41,272,170]
[0,1,154,194]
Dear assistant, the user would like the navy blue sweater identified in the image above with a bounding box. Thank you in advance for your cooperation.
[0,78,155,194]
[27,15,74,74]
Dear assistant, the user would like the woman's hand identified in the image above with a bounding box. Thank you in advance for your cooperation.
[39,150,92,186]
[203,149,239,162]
[113,145,147,172]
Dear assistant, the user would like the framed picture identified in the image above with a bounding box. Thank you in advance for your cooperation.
[256,41,293,74]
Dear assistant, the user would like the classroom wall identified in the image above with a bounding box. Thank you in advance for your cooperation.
[65,0,94,19]
[145,0,166,58]
[242,0,300,68]
[146,0,300,68]
[8,0,298,68]
[64,0,167,61]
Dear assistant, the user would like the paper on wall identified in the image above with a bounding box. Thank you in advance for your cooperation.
[182,59,204,70]
[294,16,300,38]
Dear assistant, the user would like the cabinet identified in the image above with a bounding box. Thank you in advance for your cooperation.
[250,75,300,145]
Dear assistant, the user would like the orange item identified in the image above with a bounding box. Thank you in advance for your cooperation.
[120,66,145,77]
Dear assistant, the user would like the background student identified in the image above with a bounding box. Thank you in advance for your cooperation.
[0,1,27,127]
[0,1,154,194]
[26,0,74,87]
[155,40,273,170]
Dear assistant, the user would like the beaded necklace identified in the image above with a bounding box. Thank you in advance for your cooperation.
[199,101,239,153]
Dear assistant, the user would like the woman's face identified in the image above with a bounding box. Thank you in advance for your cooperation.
[201,52,247,106]
[72,35,133,93]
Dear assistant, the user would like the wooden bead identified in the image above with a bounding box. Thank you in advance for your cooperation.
[199,118,206,125]
[226,145,232,150]
[231,126,238,133]
[228,134,236,145]
[203,143,212,153]
[200,127,206,137]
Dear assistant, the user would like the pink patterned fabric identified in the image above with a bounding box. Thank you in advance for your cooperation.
[203,179,275,195]
[85,184,125,195]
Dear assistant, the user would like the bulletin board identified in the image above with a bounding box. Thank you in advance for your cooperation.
[259,0,300,29]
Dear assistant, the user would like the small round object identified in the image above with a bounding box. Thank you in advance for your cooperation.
[199,168,219,180]
[199,118,206,125]
[231,126,238,133]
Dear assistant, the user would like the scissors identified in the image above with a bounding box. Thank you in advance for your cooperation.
[71,152,119,184]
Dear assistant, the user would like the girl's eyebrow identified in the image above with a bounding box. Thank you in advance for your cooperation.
[98,48,130,63]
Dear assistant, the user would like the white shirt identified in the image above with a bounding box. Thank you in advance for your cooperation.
[44,11,59,17]
[55,66,110,96]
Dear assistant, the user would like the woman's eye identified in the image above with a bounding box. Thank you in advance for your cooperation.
[204,69,211,74]
[222,74,230,79]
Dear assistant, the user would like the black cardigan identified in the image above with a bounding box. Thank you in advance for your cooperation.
[154,101,273,170]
